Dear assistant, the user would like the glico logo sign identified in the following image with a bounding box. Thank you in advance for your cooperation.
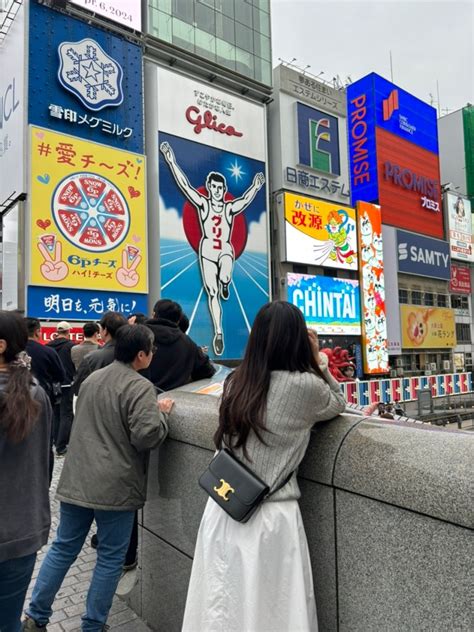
[185,106,243,137]
[57,38,124,112]
[297,102,340,175]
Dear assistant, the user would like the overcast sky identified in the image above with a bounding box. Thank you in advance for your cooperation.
[271,0,474,116]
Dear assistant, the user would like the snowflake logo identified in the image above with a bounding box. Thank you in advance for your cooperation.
[57,38,124,112]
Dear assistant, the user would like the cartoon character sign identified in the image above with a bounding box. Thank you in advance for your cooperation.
[325,209,355,264]
[401,306,456,349]
[283,193,358,270]
[357,202,388,374]
[160,141,265,356]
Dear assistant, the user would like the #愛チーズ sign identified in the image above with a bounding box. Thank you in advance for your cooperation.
[30,126,147,294]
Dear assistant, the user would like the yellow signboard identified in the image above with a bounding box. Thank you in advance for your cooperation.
[400,305,456,349]
[283,192,357,270]
[30,126,147,293]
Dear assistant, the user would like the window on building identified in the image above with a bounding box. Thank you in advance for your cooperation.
[411,290,422,305]
[216,13,235,43]
[456,323,472,343]
[436,294,448,307]
[465,353,473,370]
[424,292,434,306]
[451,295,469,310]
[195,2,216,35]
[293,264,308,274]
[172,0,194,24]
[398,289,409,304]
[235,0,253,27]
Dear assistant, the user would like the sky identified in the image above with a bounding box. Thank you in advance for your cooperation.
[271,0,474,116]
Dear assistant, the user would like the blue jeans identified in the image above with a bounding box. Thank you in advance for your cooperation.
[26,502,135,632]
[0,552,37,632]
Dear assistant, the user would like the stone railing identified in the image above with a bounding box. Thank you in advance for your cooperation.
[126,390,473,631]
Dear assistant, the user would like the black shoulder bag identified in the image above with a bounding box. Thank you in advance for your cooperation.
[199,448,294,523]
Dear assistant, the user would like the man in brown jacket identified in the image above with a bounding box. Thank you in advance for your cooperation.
[24,325,173,632]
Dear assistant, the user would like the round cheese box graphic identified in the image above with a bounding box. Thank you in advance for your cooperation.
[52,173,130,252]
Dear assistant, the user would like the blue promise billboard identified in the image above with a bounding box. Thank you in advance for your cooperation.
[28,0,143,153]
[396,230,450,280]
[347,73,439,207]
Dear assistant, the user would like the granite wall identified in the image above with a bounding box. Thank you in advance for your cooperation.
[126,391,473,631]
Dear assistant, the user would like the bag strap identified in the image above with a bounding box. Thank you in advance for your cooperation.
[266,470,295,499]
[222,442,295,499]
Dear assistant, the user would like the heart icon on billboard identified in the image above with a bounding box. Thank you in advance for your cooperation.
[132,234,141,243]
[37,174,51,184]
[35,131,45,139]
[128,186,140,199]
[36,219,51,230]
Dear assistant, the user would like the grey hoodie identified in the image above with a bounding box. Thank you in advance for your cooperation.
[0,373,52,562]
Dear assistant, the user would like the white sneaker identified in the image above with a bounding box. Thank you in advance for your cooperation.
[115,567,138,596]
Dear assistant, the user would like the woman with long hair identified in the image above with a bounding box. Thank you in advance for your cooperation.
[0,311,52,632]
[182,301,346,631]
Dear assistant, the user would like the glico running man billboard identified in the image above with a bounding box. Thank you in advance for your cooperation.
[156,68,269,360]
[347,73,443,239]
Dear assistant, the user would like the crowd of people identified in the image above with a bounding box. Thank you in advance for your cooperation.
[0,299,346,632]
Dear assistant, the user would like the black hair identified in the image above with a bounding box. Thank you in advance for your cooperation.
[128,312,147,325]
[178,313,190,334]
[25,317,41,337]
[83,322,100,338]
[98,312,127,338]
[206,172,227,192]
[0,311,40,443]
[152,299,182,324]
[114,324,154,364]
[215,301,327,457]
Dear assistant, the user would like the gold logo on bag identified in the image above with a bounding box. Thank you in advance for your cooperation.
[214,479,235,501]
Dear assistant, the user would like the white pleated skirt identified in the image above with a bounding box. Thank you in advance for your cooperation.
[182,498,318,632]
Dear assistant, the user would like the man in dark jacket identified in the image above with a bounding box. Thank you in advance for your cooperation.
[73,312,127,395]
[25,318,65,402]
[144,299,215,391]
[46,322,76,456]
